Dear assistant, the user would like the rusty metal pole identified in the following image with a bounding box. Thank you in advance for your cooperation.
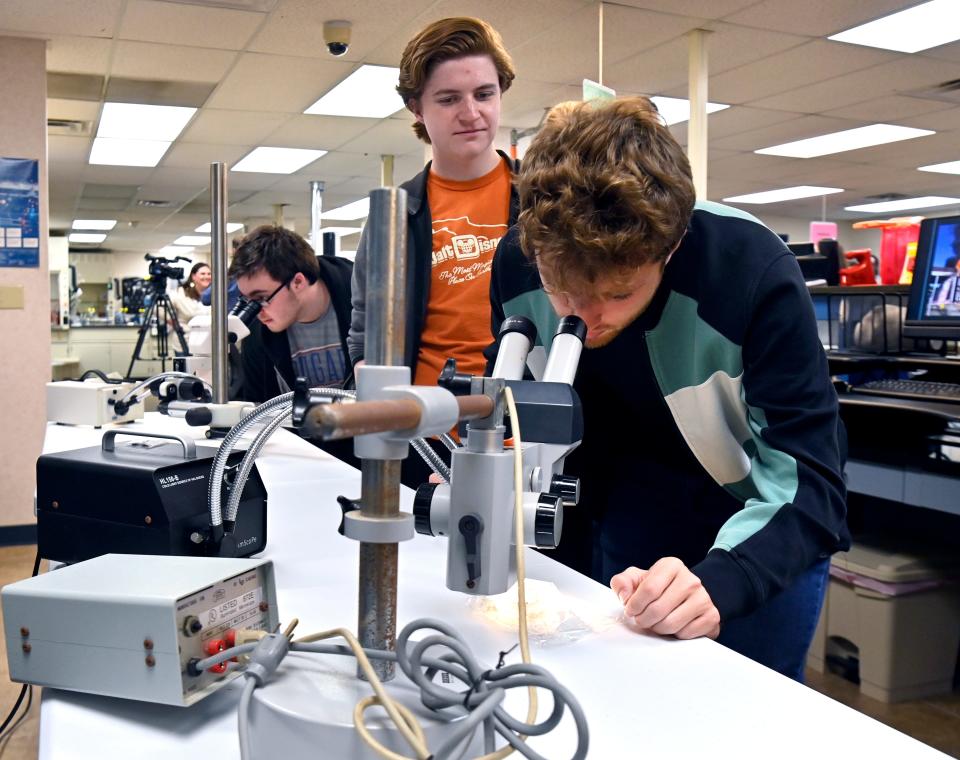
[358,187,407,680]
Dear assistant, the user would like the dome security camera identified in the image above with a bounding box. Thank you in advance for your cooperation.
[323,20,351,57]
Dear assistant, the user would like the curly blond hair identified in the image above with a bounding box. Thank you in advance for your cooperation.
[518,96,695,293]
[397,17,515,144]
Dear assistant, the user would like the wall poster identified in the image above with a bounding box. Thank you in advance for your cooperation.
[0,157,40,268]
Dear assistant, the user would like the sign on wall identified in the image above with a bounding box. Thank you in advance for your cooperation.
[0,157,40,268]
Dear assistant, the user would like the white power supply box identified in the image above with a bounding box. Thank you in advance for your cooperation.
[46,379,144,426]
[2,554,279,706]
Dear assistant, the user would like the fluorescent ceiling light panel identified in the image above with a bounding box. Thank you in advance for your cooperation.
[844,196,960,213]
[756,124,934,158]
[89,137,172,167]
[97,103,197,141]
[194,222,245,233]
[828,0,960,53]
[723,186,844,204]
[232,147,327,174]
[68,233,106,244]
[918,160,960,175]
[174,235,211,246]
[72,219,117,230]
[649,96,729,126]
[323,198,369,221]
[158,245,194,256]
[305,65,404,118]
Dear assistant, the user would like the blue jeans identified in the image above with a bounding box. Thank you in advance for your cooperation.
[715,557,830,682]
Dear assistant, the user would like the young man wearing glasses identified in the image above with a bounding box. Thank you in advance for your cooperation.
[231,224,353,402]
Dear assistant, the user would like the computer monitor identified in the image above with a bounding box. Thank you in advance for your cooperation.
[787,241,816,256]
[903,214,960,341]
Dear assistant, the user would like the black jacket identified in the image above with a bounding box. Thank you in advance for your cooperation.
[239,255,354,403]
[347,151,519,371]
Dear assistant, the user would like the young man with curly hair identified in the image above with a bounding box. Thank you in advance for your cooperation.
[348,16,519,484]
[487,97,850,681]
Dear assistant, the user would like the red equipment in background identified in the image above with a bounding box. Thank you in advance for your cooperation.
[851,217,923,285]
[840,249,877,286]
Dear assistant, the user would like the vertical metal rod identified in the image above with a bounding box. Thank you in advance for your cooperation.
[688,29,710,200]
[380,154,394,187]
[309,181,325,252]
[358,187,408,680]
[209,162,229,405]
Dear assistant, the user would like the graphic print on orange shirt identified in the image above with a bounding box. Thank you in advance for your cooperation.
[414,159,511,387]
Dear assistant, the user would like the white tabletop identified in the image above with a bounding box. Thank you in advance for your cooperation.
[36,415,950,759]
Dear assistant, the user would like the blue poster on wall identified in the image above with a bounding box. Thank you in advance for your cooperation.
[0,157,40,268]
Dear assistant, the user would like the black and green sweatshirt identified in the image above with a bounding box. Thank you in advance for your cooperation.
[488,201,850,622]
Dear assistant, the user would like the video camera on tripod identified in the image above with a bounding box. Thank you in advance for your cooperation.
[145,253,192,287]
[125,253,194,379]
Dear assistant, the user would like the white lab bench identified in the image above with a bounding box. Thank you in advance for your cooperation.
[33,414,951,759]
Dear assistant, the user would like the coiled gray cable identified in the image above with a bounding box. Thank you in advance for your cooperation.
[230,617,588,760]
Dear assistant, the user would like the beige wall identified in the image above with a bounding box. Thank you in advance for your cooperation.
[0,37,48,528]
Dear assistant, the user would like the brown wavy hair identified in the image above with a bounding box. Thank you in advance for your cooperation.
[517,96,695,293]
[397,17,515,144]
[183,262,209,301]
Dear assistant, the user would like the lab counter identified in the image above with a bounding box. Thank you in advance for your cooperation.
[51,324,165,378]
[34,415,951,759]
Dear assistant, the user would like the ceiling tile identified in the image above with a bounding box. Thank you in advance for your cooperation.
[722,0,915,37]
[337,118,422,156]
[511,4,697,86]
[710,114,859,152]
[309,151,381,179]
[264,115,375,151]
[899,107,960,132]
[111,41,237,83]
[612,0,756,16]
[180,109,290,146]
[45,35,113,75]
[751,55,960,113]
[49,135,92,164]
[0,0,123,37]
[118,0,264,50]
[162,142,248,170]
[696,40,897,104]
[822,95,956,123]
[206,52,353,112]
[246,0,436,60]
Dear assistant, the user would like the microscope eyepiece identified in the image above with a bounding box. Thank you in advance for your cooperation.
[230,296,262,327]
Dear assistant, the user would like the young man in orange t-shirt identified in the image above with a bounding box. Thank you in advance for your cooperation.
[348,16,517,386]
[347,17,518,484]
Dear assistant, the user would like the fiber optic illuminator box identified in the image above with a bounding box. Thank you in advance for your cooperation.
[2,554,279,706]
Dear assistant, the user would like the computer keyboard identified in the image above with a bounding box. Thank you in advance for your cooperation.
[855,378,960,404]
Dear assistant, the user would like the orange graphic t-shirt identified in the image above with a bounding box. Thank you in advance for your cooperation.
[414,160,512,387]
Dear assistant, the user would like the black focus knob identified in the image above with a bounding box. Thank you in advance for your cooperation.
[550,474,580,507]
[413,483,437,536]
[534,493,564,549]
[438,358,473,395]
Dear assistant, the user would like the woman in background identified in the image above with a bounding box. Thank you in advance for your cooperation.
[171,261,211,330]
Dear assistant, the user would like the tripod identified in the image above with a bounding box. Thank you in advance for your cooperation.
[126,283,190,380]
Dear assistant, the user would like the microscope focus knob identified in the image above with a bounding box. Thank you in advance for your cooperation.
[413,483,437,536]
[549,474,580,507]
[438,358,474,396]
[534,493,564,549]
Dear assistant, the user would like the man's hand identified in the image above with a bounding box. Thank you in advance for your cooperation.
[610,557,721,640]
